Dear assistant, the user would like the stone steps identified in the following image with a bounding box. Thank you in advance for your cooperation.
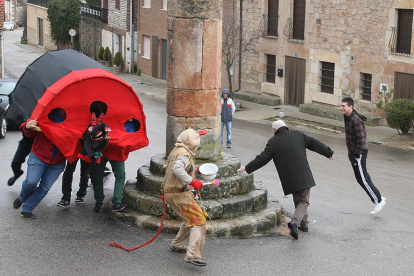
[123,180,268,219]
[300,103,381,126]
[111,199,283,237]
[148,152,242,178]
[234,91,281,106]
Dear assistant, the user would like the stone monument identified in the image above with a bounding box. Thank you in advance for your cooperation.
[112,0,282,237]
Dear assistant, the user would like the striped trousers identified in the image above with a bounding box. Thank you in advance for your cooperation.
[349,149,382,204]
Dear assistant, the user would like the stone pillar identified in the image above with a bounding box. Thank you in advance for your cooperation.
[166,0,223,159]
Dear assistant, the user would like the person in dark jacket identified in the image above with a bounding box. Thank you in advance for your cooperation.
[237,120,334,239]
[340,97,386,215]
[221,89,236,148]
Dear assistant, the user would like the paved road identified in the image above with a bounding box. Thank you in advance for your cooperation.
[1,30,413,276]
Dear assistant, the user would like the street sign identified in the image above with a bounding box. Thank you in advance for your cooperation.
[69,29,77,37]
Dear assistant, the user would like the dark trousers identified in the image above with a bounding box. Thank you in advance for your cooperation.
[292,188,310,227]
[11,135,34,178]
[61,159,91,201]
[349,149,382,204]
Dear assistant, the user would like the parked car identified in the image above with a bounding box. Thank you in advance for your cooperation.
[0,78,18,138]
[3,21,14,31]
[0,104,6,138]
[18,20,24,27]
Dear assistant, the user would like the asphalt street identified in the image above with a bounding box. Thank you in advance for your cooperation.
[1,29,413,276]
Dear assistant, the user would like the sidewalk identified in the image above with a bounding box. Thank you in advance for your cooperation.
[112,69,398,144]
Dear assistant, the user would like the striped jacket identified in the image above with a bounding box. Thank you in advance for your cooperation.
[344,110,368,156]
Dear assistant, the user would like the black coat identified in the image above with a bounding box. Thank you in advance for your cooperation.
[245,127,334,195]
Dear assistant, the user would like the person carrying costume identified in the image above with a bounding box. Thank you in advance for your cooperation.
[162,129,208,266]
[91,117,134,213]
[12,109,67,219]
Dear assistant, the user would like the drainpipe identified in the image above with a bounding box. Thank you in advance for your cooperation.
[234,0,242,93]
[1,30,4,78]
[129,0,134,73]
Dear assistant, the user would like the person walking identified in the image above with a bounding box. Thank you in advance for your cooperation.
[57,158,91,207]
[7,134,34,186]
[162,129,207,266]
[12,109,67,219]
[237,120,334,239]
[221,89,236,148]
[340,97,386,215]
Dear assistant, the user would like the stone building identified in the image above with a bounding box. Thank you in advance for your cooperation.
[26,0,56,50]
[240,0,414,119]
[80,0,138,71]
[135,0,238,88]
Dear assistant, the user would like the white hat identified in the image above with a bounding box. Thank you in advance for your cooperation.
[272,120,286,131]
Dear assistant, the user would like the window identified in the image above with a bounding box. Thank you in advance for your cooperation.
[143,0,151,8]
[162,0,167,10]
[267,0,279,36]
[266,55,276,83]
[360,73,372,101]
[320,62,334,94]
[115,0,120,10]
[292,0,305,40]
[394,72,414,100]
[396,9,413,55]
[143,36,151,59]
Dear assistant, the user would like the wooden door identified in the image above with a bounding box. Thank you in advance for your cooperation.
[152,36,159,78]
[285,56,306,106]
[38,18,44,46]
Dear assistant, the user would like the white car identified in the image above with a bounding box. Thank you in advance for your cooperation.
[3,22,14,31]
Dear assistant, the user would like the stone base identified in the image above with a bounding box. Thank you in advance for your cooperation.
[111,199,282,237]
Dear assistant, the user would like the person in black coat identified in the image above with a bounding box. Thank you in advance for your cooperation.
[237,120,334,239]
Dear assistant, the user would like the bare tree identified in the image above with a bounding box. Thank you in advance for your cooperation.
[222,17,262,98]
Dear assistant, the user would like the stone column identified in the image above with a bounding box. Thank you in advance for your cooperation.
[166,0,222,159]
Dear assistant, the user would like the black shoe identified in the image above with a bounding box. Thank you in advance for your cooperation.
[227,145,231,148]
[287,220,299,240]
[8,176,17,186]
[169,245,187,253]
[184,257,207,266]
[112,203,127,212]
[94,201,104,213]
[13,198,23,209]
[20,211,36,219]
[75,196,85,203]
[57,199,70,207]
[298,226,308,232]
[8,170,23,186]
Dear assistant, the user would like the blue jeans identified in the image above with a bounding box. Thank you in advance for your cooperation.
[19,153,65,213]
[221,121,232,146]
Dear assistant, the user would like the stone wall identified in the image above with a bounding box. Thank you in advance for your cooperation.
[108,0,128,30]
[79,17,102,60]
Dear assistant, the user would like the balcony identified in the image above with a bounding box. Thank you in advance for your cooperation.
[81,3,108,24]
[388,27,412,57]
[283,18,305,41]
[261,14,278,38]
[27,0,50,8]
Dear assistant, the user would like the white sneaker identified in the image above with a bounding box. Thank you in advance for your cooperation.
[370,197,386,215]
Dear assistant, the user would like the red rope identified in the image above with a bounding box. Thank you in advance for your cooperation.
[109,191,167,252]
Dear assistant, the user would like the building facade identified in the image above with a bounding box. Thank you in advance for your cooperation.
[241,0,414,116]
[26,0,56,50]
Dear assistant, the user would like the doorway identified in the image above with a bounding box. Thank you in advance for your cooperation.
[161,39,167,80]
[38,18,44,46]
[284,56,306,106]
[151,36,159,78]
